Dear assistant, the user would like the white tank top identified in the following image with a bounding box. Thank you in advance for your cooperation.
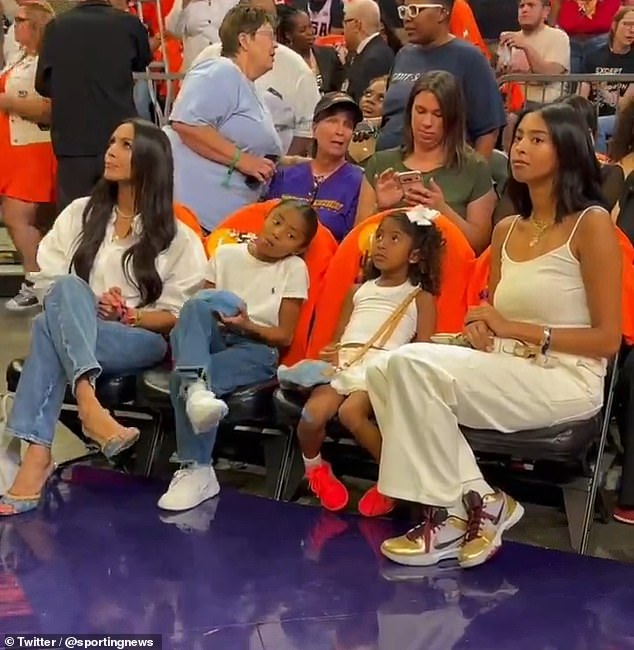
[340,279,418,350]
[309,0,333,37]
[493,206,606,374]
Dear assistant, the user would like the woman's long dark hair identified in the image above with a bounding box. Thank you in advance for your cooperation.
[402,70,468,169]
[507,103,605,222]
[70,118,177,307]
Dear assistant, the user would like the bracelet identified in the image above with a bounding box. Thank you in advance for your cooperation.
[540,326,552,355]
[122,306,141,327]
[223,148,242,188]
[229,147,241,171]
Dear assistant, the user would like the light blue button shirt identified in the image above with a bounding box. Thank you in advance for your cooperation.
[164,57,283,232]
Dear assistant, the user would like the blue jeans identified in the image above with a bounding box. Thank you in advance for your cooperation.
[6,276,168,447]
[133,79,153,122]
[597,114,616,154]
[169,290,279,465]
[570,34,608,74]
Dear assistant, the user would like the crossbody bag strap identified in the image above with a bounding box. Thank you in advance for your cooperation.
[337,286,422,371]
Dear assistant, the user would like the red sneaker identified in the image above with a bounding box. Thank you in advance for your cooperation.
[358,485,396,517]
[306,463,349,511]
[613,507,634,524]
[303,512,349,561]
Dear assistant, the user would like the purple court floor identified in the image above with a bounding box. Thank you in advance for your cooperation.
[0,466,633,649]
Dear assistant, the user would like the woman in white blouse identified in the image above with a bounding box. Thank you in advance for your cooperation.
[0,118,206,516]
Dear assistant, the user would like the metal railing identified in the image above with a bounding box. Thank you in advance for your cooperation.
[497,72,634,107]
[134,70,634,129]
[133,68,185,127]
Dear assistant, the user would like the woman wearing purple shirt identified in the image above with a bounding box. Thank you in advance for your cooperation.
[267,92,363,242]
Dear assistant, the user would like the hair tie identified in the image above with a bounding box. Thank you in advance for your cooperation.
[405,205,439,226]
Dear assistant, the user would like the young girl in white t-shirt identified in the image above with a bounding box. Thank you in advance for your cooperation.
[158,199,319,512]
[294,210,444,517]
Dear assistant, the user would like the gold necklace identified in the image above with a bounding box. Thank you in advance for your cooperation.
[528,217,552,248]
[115,205,135,220]
[113,206,136,241]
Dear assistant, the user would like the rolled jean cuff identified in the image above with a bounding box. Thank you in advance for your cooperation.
[5,425,52,449]
[71,364,102,397]
[169,452,212,466]
[174,365,205,377]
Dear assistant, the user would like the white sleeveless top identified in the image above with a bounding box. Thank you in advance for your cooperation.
[340,279,418,350]
[309,0,333,37]
[493,206,606,375]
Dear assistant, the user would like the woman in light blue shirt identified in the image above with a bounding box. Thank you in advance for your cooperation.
[165,5,283,232]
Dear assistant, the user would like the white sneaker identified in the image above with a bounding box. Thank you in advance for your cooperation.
[157,465,220,511]
[185,382,228,433]
[159,498,219,532]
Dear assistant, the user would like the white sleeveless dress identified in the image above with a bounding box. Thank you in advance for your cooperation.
[366,207,609,507]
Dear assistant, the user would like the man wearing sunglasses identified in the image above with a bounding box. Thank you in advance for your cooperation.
[377,0,505,159]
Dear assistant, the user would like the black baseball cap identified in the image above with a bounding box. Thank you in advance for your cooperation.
[313,92,364,125]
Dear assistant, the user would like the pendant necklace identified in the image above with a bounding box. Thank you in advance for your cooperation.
[528,216,551,247]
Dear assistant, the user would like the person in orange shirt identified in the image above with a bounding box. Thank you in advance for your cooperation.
[0,0,56,311]
[449,0,490,60]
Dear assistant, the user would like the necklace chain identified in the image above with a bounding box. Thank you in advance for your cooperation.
[528,215,552,248]
[115,205,135,220]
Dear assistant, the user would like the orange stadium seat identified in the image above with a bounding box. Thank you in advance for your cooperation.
[204,200,338,365]
[314,34,346,47]
[174,203,204,240]
[306,209,475,358]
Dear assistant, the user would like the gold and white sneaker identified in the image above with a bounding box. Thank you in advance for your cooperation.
[459,490,525,569]
[380,506,468,567]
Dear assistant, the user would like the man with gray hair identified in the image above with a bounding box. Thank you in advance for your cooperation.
[342,0,394,102]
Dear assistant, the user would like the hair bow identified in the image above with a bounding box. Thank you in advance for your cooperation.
[405,205,439,226]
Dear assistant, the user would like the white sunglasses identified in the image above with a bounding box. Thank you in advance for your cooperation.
[397,3,444,20]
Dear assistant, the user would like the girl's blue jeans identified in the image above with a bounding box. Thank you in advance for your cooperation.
[169,290,279,466]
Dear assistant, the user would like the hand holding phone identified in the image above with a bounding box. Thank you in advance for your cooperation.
[396,170,422,188]
[403,176,446,212]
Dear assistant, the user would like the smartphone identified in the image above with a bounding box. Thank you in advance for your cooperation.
[396,170,422,187]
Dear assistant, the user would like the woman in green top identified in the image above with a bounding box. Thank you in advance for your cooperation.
[355,70,496,253]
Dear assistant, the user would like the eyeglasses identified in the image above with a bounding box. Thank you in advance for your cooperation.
[254,27,277,41]
[397,3,444,20]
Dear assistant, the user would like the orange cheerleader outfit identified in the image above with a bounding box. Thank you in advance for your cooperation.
[0,54,56,204]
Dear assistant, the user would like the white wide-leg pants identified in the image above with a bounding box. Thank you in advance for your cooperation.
[366,343,604,508]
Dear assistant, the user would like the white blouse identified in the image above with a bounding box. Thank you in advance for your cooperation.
[33,197,206,315]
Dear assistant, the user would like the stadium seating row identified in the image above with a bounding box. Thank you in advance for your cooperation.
[4,201,626,554]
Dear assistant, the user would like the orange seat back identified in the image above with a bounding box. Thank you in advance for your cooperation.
[466,246,492,306]
[617,228,634,346]
[204,200,338,364]
[306,209,475,358]
[315,34,345,47]
[449,0,490,60]
[174,203,204,241]
[466,229,634,345]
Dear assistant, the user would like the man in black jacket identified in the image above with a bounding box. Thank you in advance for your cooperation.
[342,0,394,103]
[36,0,152,210]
